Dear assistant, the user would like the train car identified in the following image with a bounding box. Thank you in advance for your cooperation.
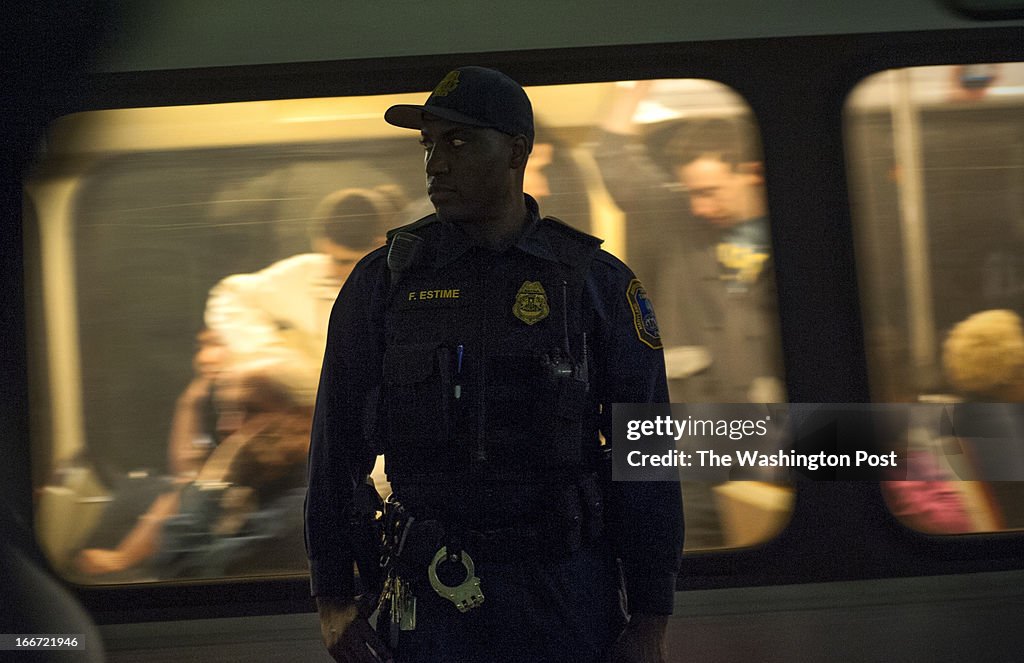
[5,0,1024,660]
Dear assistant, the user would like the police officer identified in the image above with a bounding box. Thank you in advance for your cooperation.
[305,66,683,663]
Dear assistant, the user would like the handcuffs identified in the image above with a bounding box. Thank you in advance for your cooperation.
[427,545,485,612]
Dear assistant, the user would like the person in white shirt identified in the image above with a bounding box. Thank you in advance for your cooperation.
[204,186,405,394]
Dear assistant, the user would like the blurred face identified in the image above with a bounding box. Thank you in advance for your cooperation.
[420,115,518,223]
[194,330,226,379]
[314,237,366,280]
[677,156,760,229]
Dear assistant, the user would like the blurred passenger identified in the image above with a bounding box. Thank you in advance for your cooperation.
[884,310,1024,534]
[168,327,228,477]
[880,309,1024,532]
[154,360,314,577]
[943,309,1024,402]
[595,81,783,404]
[205,186,405,392]
[881,438,973,535]
[76,188,403,574]
[942,309,1024,529]
[69,327,227,569]
[206,187,401,500]
[596,82,784,550]
[74,360,313,577]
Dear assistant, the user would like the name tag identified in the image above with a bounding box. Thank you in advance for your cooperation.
[406,288,462,302]
[397,286,470,311]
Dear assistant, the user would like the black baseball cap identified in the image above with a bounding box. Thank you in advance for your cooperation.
[385,66,534,150]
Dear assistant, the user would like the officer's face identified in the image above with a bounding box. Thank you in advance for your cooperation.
[420,115,519,223]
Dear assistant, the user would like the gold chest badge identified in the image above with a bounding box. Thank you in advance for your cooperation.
[512,281,549,325]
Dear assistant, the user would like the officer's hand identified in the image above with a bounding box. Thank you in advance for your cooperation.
[609,614,668,663]
[317,596,393,663]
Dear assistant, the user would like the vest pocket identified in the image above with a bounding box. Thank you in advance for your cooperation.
[381,343,453,470]
[487,353,587,469]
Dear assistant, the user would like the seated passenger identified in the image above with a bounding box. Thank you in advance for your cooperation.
[155,360,314,577]
[168,327,229,478]
[941,309,1024,529]
[943,309,1024,403]
[70,327,228,570]
[883,309,1024,533]
[882,446,973,534]
[74,360,313,578]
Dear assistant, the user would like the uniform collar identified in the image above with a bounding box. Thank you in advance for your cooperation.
[434,194,557,267]
[514,195,562,264]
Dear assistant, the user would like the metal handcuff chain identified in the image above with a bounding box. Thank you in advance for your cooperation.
[427,546,485,612]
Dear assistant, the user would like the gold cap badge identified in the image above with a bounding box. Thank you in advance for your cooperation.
[432,71,461,97]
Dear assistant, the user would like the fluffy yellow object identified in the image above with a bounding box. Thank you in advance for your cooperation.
[943,309,1024,399]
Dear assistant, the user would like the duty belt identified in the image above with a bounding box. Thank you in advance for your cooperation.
[379,474,605,616]
[399,519,571,565]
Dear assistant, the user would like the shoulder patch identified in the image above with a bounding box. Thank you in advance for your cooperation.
[626,278,663,350]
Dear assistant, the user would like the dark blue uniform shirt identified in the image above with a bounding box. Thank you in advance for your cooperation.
[305,196,683,615]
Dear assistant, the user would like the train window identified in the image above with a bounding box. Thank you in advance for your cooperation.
[846,61,1024,535]
[25,78,791,585]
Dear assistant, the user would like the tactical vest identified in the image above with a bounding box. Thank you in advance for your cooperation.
[376,215,602,486]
